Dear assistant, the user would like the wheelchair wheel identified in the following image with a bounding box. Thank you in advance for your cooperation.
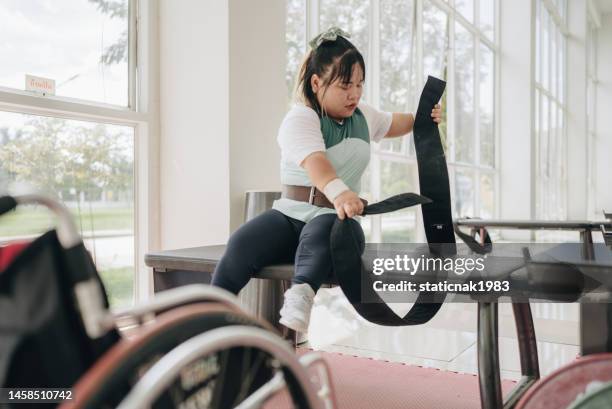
[117,325,328,409]
[62,302,288,409]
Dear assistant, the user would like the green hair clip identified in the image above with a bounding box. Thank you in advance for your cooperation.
[309,26,351,50]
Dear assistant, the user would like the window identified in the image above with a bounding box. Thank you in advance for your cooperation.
[0,0,132,107]
[285,0,498,242]
[0,0,145,308]
[534,0,567,220]
[286,0,306,103]
[0,112,134,307]
[586,18,598,219]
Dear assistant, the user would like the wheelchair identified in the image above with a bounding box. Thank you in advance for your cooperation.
[0,194,336,409]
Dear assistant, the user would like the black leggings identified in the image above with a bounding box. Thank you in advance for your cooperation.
[211,209,360,295]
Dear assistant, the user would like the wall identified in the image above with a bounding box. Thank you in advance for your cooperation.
[159,0,230,248]
[158,0,287,248]
[229,0,285,232]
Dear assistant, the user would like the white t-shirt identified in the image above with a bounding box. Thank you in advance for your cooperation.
[272,101,393,223]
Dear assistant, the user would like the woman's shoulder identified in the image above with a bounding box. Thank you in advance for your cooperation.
[284,103,319,120]
[280,103,321,131]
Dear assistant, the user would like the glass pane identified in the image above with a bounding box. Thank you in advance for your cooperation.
[550,19,557,99]
[550,104,559,218]
[454,23,475,164]
[455,0,474,23]
[360,163,373,241]
[380,0,415,112]
[320,0,370,64]
[534,89,541,216]
[380,161,417,242]
[560,0,566,21]
[558,106,566,217]
[360,163,373,202]
[379,0,415,154]
[286,0,306,103]
[480,172,494,218]
[423,3,449,81]
[479,0,495,40]
[423,2,449,153]
[539,96,550,218]
[454,168,475,217]
[559,32,565,104]
[381,212,416,242]
[380,160,417,197]
[0,0,129,106]
[535,0,541,84]
[479,43,494,167]
[542,9,550,92]
[0,111,135,308]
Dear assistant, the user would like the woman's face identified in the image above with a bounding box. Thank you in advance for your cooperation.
[312,63,364,120]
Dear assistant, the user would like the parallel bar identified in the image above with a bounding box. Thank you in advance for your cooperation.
[456,218,612,230]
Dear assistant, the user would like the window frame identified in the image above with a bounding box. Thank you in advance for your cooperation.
[532,0,568,220]
[0,0,157,304]
[296,0,499,241]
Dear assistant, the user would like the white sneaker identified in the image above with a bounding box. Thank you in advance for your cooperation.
[279,283,315,333]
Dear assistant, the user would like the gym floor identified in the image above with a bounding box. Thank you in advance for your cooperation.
[306,287,580,381]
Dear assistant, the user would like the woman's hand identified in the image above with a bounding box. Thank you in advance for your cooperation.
[333,190,364,219]
[431,104,442,124]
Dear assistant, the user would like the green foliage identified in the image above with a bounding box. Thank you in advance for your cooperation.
[0,117,133,200]
[0,206,133,237]
[88,0,127,19]
[99,266,134,308]
[381,228,416,243]
[88,0,128,65]
[100,31,128,65]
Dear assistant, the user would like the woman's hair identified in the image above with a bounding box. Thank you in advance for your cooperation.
[295,35,365,116]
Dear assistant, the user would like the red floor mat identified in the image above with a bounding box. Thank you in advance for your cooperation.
[265,348,517,409]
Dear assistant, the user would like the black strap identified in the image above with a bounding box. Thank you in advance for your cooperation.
[330,76,452,326]
[362,192,431,215]
[453,220,493,255]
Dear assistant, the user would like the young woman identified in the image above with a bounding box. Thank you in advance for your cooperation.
[212,27,442,333]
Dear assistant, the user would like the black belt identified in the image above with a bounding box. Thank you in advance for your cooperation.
[331,76,458,326]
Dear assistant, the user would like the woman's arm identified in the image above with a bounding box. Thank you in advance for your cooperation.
[301,152,364,219]
[384,104,442,138]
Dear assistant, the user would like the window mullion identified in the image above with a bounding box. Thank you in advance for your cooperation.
[0,88,148,126]
[129,0,138,111]
[370,0,380,108]
[306,0,320,47]
[448,5,456,164]
[474,38,481,217]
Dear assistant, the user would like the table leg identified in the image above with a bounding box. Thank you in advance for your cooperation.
[478,302,503,409]
[502,302,540,408]
[578,229,612,355]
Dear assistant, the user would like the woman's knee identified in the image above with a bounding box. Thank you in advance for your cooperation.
[211,235,257,294]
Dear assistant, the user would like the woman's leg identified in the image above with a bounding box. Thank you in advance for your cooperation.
[211,209,303,294]
[279,213,340,333]
[292,213,339,292]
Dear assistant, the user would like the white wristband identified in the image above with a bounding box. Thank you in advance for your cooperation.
[323,178,349,202]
